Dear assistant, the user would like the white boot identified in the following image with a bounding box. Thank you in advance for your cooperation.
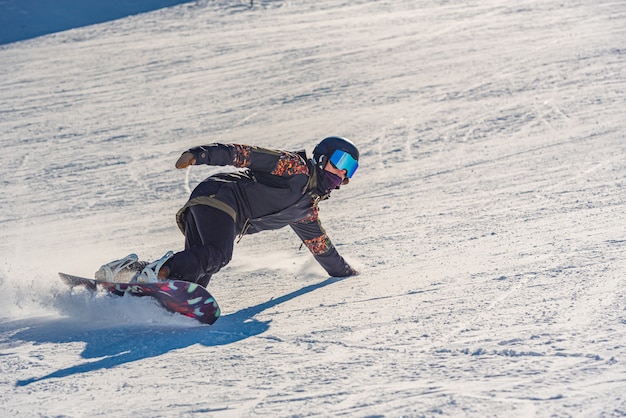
[95,254,139,282]
[132,251,174,283]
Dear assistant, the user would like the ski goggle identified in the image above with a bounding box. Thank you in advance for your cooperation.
[329,149,359,178]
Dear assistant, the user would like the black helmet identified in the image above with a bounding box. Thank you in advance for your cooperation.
[313,136,359,178]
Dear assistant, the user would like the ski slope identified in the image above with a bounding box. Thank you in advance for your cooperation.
[1,0,625,416]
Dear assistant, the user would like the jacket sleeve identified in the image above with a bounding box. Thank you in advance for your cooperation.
[290,209,355,277]
[185,144,308,176]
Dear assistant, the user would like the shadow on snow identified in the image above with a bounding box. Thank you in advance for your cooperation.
[9,277,343,387]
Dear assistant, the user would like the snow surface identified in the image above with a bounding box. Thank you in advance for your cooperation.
[1,0,626,416]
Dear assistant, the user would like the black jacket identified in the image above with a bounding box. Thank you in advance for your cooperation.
[176,143,354,277]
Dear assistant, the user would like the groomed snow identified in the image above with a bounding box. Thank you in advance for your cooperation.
[1,0,625,416]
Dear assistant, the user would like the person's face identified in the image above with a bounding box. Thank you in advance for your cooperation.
[324,160,347,180]
[323,149,358,185]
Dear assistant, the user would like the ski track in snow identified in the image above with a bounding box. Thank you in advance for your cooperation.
[1,0,626,416]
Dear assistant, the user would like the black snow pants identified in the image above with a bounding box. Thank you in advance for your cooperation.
[165,205,236,287]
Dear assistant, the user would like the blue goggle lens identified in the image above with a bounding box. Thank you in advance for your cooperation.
[329,150,358,178]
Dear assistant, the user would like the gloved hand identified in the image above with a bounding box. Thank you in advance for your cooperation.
[334,265,359,277]
[175,151,196,169]
[347,267,360,276]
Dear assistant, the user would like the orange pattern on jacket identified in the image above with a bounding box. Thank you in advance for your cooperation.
[233,144,252,167]
[271,153,310,176]
[303,234,332,255]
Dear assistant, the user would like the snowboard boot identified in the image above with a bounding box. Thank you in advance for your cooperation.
[95,254,142,282]
[131,251,173,283]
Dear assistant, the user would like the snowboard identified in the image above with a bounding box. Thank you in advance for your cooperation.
[59,272,220,325]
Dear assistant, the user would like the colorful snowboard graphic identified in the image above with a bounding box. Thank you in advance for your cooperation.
[59,272,220,325]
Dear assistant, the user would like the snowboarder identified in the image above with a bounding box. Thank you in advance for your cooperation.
[96,136,360,286]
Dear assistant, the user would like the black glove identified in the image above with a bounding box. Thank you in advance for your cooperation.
[334,265,359,277]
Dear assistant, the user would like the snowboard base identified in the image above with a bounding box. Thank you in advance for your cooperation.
[59,272,220,325]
